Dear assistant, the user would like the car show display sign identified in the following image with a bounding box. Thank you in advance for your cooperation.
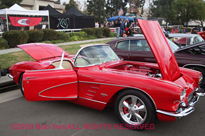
[9,16,42,27]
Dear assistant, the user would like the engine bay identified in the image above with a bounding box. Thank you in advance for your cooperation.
[105,62,162,78]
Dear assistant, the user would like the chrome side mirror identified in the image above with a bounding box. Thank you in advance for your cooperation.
[59,52,65,69]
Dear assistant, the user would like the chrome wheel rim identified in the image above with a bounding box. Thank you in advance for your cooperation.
[119,95,147,125]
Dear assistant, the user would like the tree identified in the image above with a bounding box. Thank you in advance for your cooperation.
[0,0,23,9]
[105,0,128,18]
[133,0,146,15]
[76,0,88,15]
[65,0,78,11]
[87,0,106,23]
[150,0,205,25]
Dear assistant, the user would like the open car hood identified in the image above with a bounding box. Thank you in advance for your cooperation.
[138,19,181,81]
[176,41,205,52]
[18,43,69,61]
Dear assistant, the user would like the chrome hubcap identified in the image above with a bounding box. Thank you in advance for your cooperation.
[119,95,147,125]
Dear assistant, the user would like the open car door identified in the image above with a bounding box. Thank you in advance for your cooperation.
[23,69,78,101]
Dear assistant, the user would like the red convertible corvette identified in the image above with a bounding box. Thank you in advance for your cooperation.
[9,20,204,130]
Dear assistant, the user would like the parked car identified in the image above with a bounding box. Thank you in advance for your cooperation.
[8,20,204,130]
[168,33,204,47]
[107,36,205,87]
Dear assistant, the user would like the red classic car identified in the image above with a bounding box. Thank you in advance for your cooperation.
[9,20,204,130]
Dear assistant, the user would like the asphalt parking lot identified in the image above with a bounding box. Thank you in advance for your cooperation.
[0,88,205,136]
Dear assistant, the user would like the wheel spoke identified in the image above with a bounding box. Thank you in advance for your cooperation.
[131,96,137,105]
[123,101,130,109]
[123,113,131,120]
[137,105,145,112]
[134,113,143,122]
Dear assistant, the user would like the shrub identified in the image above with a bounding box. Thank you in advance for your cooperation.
[69,35,81,41]
[2,30,29,48]
[43,29,58,41]
[93,28,103,38]
[0,38,9,49]
[82,28,95,36]
[27,30,44,43]
[69,31,88,39]
[56,32,69,41]
[101,27,111,37]
[110,32,117,37]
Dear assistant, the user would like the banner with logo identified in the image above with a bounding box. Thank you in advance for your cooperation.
[9,16,42,27]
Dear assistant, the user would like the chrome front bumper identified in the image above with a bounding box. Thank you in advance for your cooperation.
[157,88,204,118]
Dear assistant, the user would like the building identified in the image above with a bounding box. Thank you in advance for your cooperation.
[20,0,65,13]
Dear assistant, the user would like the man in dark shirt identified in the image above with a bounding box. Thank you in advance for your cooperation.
[114,17,121,38]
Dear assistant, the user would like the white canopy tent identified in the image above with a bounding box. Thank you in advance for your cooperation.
[0,4,50,31]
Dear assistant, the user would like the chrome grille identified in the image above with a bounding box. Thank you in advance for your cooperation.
[187,87,198,104]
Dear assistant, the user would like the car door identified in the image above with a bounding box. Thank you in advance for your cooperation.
[113,40,130,60]
[23,69,78,101]
[127,39,156,63]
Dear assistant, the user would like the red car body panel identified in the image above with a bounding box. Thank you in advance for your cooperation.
[8,20,203,123]
[23,69,78,101]
[138,20,181,81]
[18,43,69,60]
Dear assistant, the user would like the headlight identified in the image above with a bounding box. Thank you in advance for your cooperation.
[180,89,186,101]
[199,74,203,84]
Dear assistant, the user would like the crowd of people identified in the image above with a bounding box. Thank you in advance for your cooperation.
[95,17,138,38]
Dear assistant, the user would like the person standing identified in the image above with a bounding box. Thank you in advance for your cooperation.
[120,18,124,36]
[124,19,130,34]
[114,17,121,38]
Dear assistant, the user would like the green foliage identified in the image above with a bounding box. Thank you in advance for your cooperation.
[43,29,58,41]
[87,0,106,23]
[93,28,103,38]
[105,0,128,18]
[150,0,205,25]
[110,32,117,37]
[69,31,88,38]
[2,30,28,48]
[65,0,78,11]
[69,35,81,41]
[101,27,111,37]
[27,30,44,43]
[82,28,95,36]
[50,40,65,44]
[0,38,9,49]
[56,32,70,41]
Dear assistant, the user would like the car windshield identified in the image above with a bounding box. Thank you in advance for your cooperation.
[74,45,120,67]
[167,39,179,52]
[193,36,204,44]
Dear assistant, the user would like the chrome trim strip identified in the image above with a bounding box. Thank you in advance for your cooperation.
[8,74,13,79]
[156,107,195,117]
[183,64,205,68]
[86,94,94,97]
[82,75,92,78]
[79,81,157,109]
[88,90,96,93]
[38,81,78,99]
[79,97,106,104]
[90,86,99,89]
[26,77,36,80]
[101,93,108,97]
